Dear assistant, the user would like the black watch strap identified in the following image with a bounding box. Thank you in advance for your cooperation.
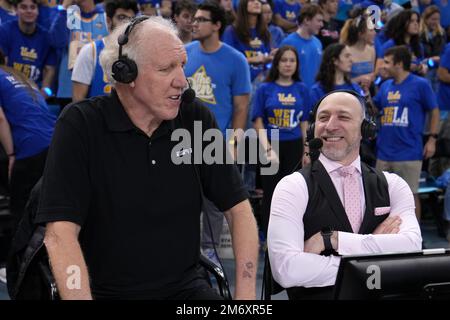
[322,232,333,252]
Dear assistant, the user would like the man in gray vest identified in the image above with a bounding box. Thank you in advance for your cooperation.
[267,90,422,300]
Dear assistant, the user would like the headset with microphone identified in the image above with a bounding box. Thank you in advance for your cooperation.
[306,89,377,143]
[181,79,196,104]
[111,16,196,104]
[111,16,149,84]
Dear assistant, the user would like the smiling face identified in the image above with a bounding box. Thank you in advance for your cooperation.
[16,0,38,25]
[132,29,188,121]
[314,92,364,164]
[305,13,324,35]
[426,12,440,31]
[382,54,402,79]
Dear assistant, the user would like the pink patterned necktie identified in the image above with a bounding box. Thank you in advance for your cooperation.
[338,166,362,233]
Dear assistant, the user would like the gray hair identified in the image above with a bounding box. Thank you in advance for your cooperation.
[100,16,179,84]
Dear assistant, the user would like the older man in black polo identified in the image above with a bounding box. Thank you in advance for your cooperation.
[36,16,258,300]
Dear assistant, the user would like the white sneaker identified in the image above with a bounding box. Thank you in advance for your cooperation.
[0,268,6,284]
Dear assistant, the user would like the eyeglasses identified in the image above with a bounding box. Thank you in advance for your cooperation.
[192,17,213,23]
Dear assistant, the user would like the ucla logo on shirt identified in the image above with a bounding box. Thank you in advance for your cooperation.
[188,66,217,105]
[71,31,94,42]
[380,106,409,127]
[13,62,39,81]
[95,22,104,29]
[286,11,296,21]
[20,47,37,61]
[249,37,263,49]
[387,90,401,103]
[268,109,302,129]
[278,93,296,106]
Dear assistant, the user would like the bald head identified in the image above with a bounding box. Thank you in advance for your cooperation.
[314,91,366,165]
[316,92,365,122]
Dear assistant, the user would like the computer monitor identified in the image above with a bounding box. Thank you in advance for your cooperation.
[334,249,450,300]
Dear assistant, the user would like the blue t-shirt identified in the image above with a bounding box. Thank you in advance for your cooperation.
[310,82,364,107]
[373,73,438,161]
[49,8,108,98]
[0,68,55,159]
[0,21,57,87]
[37,4,58,30]
[222,25,271,82]
[380,39,424,65]
[0,7,17,25]
[280,33,322,89]
[374,29,389,58]
[269,24,285,49]
[89,39,111,98]
[336,0,363,22]
[438,43,450,111]
[185,41,251,134]
[252,81,312,141]
[274,0,301,24]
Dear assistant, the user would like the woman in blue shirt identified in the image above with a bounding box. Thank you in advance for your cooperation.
[0,50,55,227]
[311,43,365,105]
[378,10,426,76]
[222,0,273,83]
[252,45,312,236]
[312,43,378,165]
[340,9,376,93]
[420,5,447,91]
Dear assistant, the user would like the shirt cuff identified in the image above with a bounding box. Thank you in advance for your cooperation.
[337,231,365,256]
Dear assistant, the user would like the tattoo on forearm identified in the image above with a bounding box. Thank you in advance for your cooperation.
[242,262,254,278]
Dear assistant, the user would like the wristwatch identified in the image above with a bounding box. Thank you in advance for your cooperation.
[321,227,334,255]
[429,133,438,139]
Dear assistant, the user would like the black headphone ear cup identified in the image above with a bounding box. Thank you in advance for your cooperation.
[307,122,315,142]
[361,119,377,140]
[306,109,316,142]
[111,57,138,84]
[118,33,128,46]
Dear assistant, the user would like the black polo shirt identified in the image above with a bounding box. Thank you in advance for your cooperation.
[35,91,248,298]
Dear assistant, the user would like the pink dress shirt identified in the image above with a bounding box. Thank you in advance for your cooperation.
[267,154,422,289]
